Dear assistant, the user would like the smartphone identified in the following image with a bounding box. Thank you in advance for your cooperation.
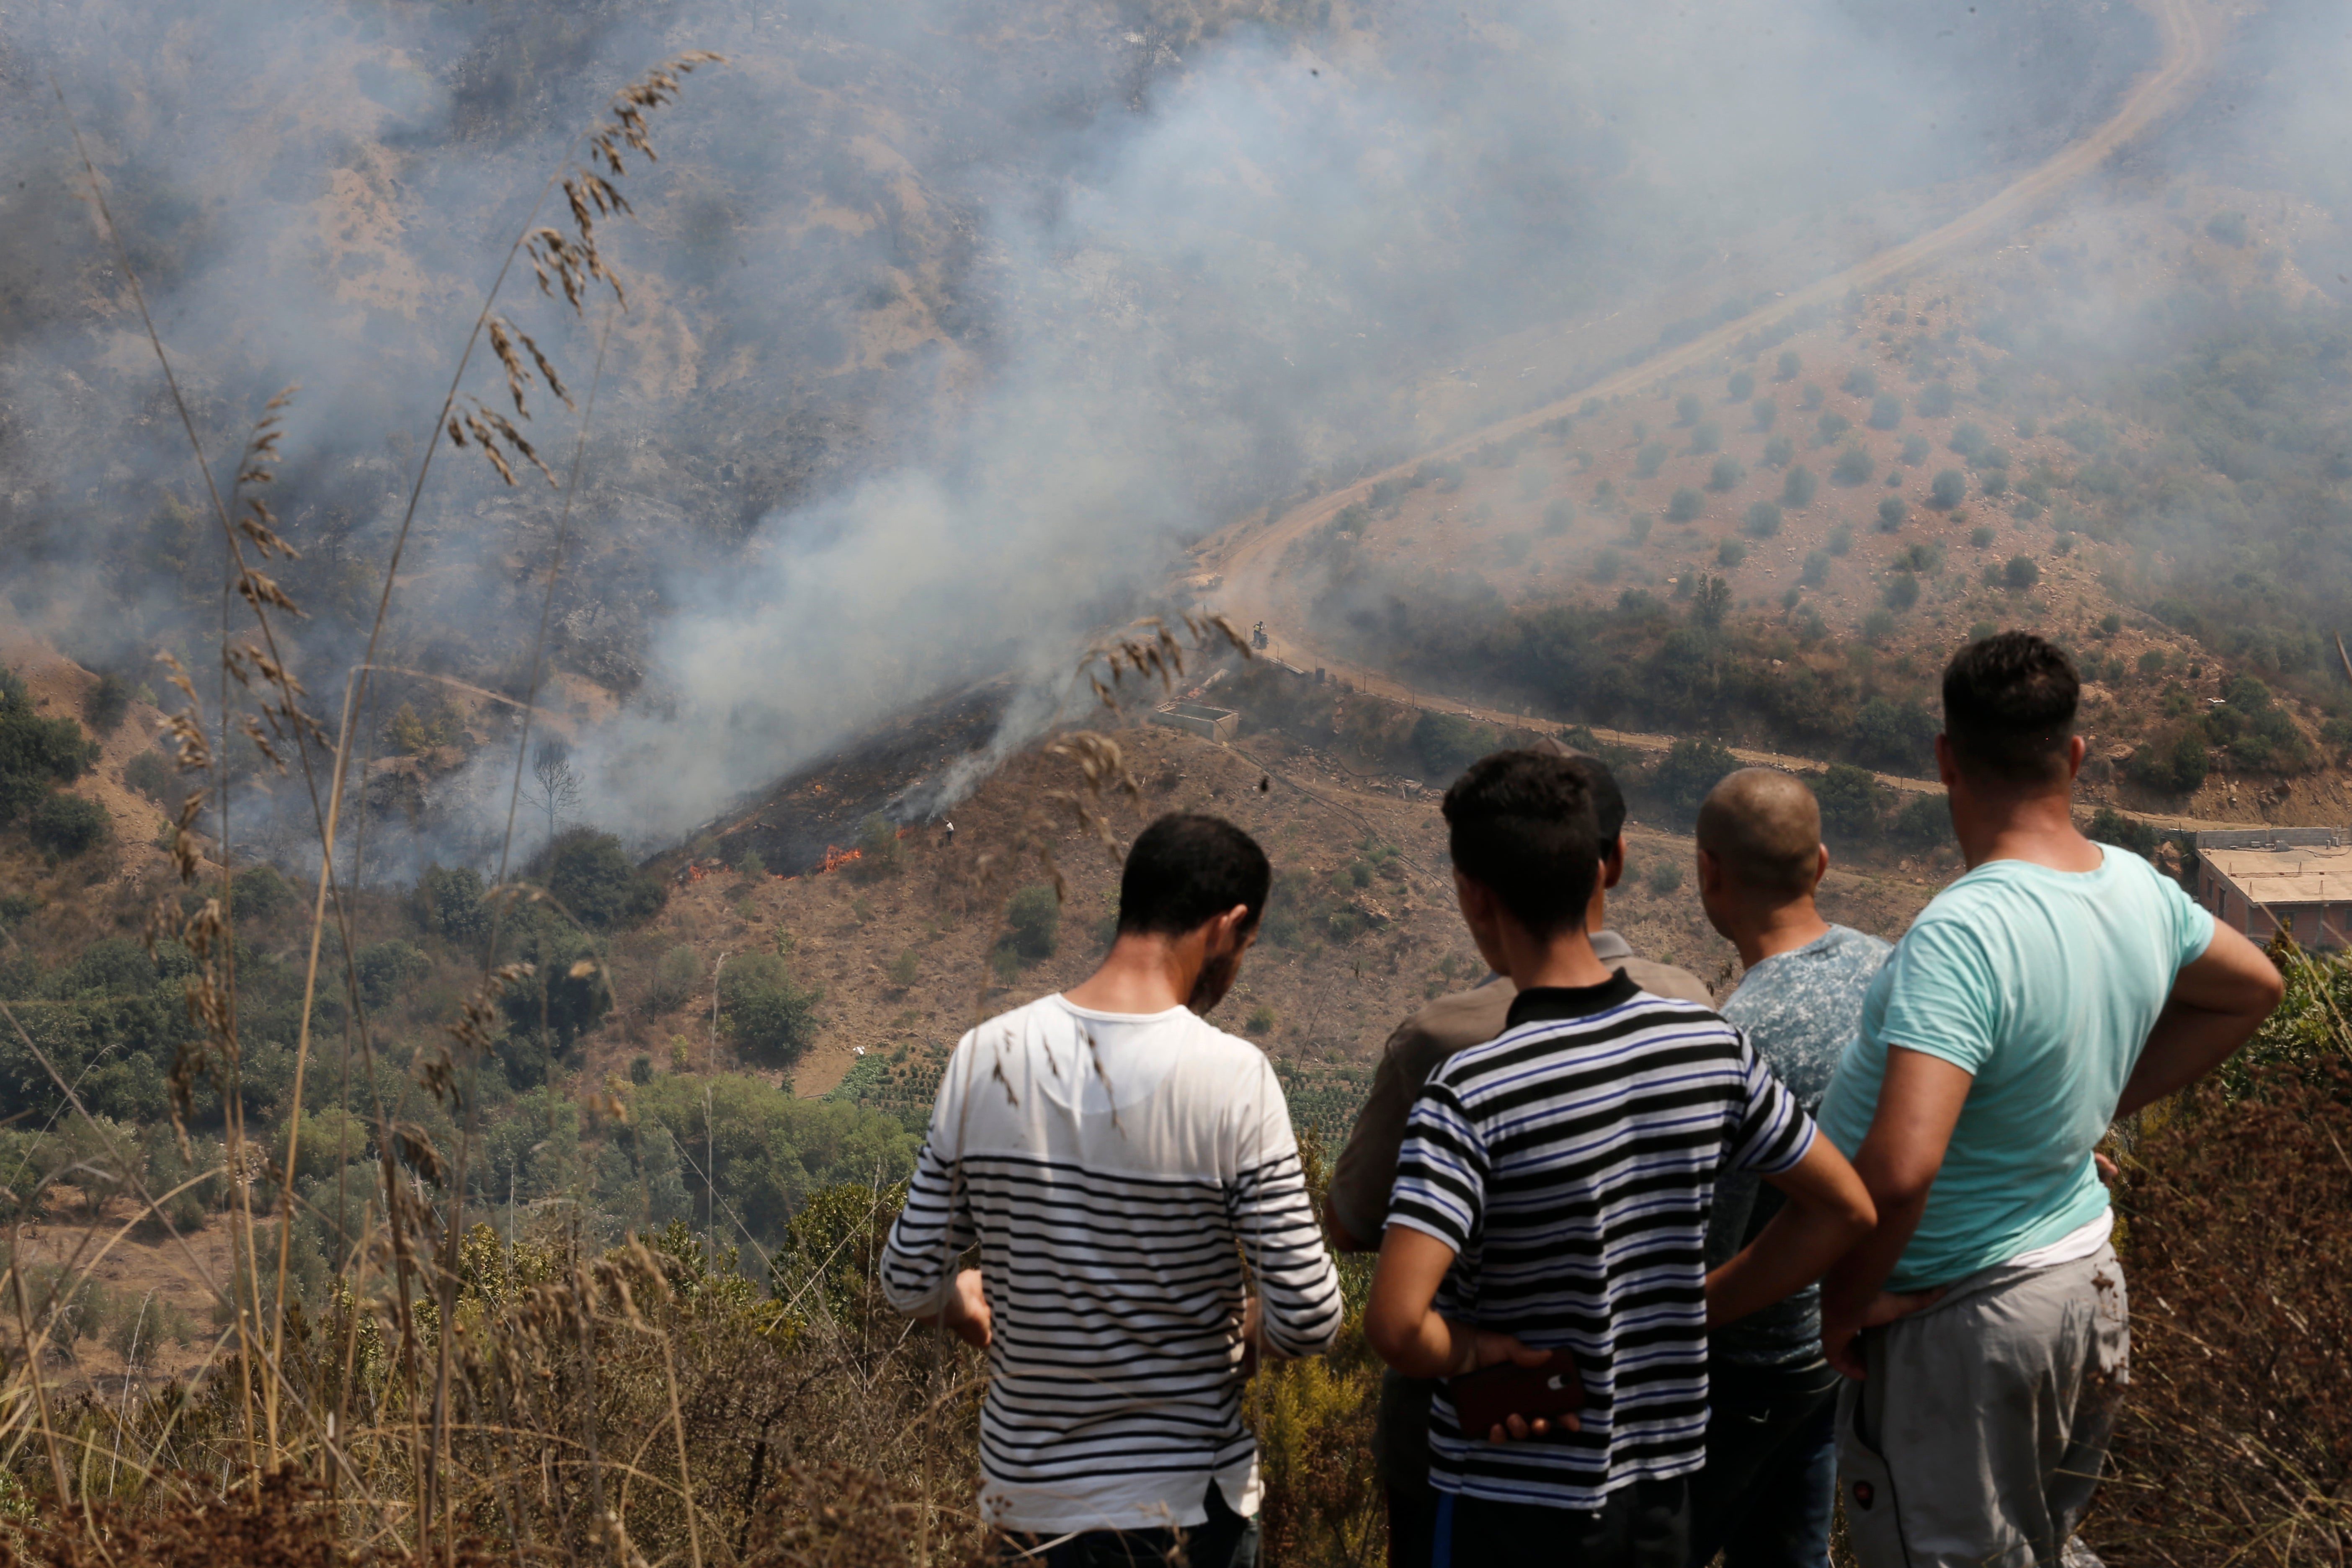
[1447,1354,1584,1438]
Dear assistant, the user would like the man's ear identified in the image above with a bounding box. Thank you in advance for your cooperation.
[1601,834,1627,890]
[2064,734,2086,782]
[1814,843,1831,887]
[1695,846,1722,894]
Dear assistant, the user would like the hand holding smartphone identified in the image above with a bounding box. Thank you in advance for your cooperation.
[1448,1350,1585,1442]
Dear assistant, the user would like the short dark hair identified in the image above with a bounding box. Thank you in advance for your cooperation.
[1117,814,1271,937]
[1942,632,2080,786]
[1556,749,1627,840]
[1442,750,1603,938]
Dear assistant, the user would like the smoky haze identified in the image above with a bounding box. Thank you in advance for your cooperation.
[0,0,2170,868]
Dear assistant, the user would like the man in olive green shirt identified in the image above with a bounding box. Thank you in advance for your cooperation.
[1326,749,1714,1568]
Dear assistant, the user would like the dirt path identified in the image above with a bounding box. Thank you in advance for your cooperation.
[1203,0,2218,776]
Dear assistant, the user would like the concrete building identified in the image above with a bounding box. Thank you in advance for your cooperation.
[2191,827,2352,948]
[1150,701,1241,744]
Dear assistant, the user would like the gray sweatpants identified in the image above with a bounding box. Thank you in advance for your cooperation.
[1836,1242,2129,1568]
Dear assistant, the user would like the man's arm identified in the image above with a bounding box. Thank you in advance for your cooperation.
[1363,1225,1565,1438]
[1325,1038,1418,1253]
[1817,1047,1974,1378]
[1705,1130,1875,1329]
[2116,918,2283,1118]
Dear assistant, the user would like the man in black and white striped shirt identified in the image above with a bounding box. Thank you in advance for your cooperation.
[1364,751,1874,1565]
[881,814,1342,1566]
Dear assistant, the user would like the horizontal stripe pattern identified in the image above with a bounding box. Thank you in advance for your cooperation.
[1387,985,1813,1509]
[878,996,1342,1532]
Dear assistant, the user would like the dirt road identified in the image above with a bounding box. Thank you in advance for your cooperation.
[1204,0,2218,736]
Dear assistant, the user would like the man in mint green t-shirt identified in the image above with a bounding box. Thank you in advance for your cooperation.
[1815,633,2281,1568]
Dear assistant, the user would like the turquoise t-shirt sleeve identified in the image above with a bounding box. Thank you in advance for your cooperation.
[2160,871,2217,970]
[1872,914,2000,1075]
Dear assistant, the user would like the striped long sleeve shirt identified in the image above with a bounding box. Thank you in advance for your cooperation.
[879,995,1344,1534]
[1386,974,1814,1511]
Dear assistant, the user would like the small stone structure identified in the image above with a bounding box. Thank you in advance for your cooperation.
[1150,701,1241,744]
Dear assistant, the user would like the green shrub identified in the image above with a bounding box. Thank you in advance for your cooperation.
[232,862,295,920]
[28,792,109,856]
[1970,524,1997,549]
[1827,525,1854,557]
[1543,499,1576,534]
[1782,466,1817,507]
[1843,367,1878,398]
[355,939,431,1011]
[1744,501,1782,538]
[1800,550,1831,588]
[1812,764,1885,846]
[1817,410,1852,445]
[719,952,822,1067]
[1645,859,1684,895]
[2203,209,2248,246]
[123,748,173,802]
[859,812,902,870]
[538,830,666,931]
[1707,454,1743,491]
[1635,441,1669,479]
[1831,445,1875,485]
[415,863,491,943]
[1647,738,1739,826]
[1245,1004,1276,1034]
[1776,350,1800,381]
[82,673,130,735]
[736,848,767,879]
[1762,435,1795,468]
[1667,487,1704,523]
[1727,369,1755,402]
[1005,885,1061,962]
[1876,496,1907,532]
[1883,572,1921,611]
[1412,710,1501,780]
[2004,554,2041,590]
[887,949,920,990]
[1868,393,1902,431]
[1890,792,1954,850]
[1930,469,1967,508]
[1677,393,1703,426]
[1900,433,1931,465]
[1691,421,1723,456]
[650,944,701,1012]
[1718,539,1749,568]
[0,666,99,825]
[1751,396,1777,431]
[496,909,615,1072]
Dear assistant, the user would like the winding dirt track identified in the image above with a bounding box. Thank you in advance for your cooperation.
[1202,0,2218,800]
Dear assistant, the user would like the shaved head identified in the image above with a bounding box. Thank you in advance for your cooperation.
[1696,769,1823,898]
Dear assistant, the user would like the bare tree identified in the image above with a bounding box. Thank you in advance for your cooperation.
[522,738,583,846]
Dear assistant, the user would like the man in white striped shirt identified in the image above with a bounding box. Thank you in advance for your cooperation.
[1364,750,1875,1566]
[881,813,1342,1567]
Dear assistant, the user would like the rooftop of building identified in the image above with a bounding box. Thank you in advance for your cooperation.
[2199,833,2352,906]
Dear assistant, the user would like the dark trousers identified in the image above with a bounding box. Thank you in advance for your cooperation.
[999,1481,1258,1568]
[1387,1479,1438,1568]
[1434,1476,1691,1568]
[1685,1359,1839,1568]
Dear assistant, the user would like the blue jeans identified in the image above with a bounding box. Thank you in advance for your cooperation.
[1686,1359,1839,1568]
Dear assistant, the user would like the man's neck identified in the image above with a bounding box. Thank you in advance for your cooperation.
[1731,901,1832,971]
[1062,934,1193,1014]
[1497,926,1617,993]
[1954,787,2102,873]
